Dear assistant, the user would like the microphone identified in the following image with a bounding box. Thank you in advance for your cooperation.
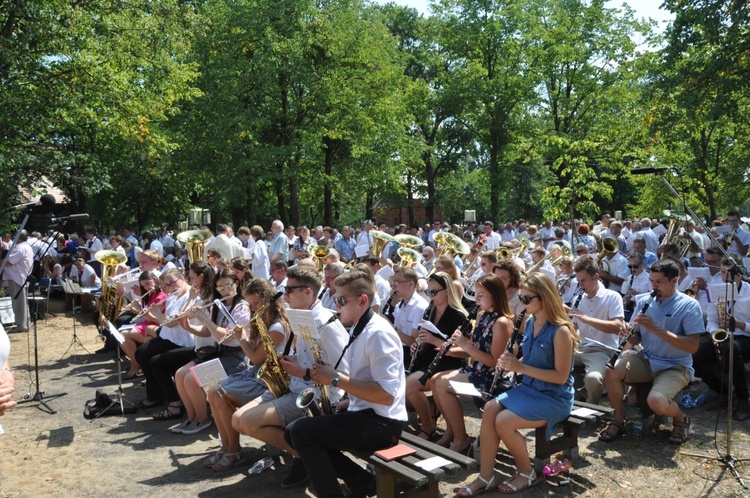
[630,167,670,175]
[50,213,90,222]
[4,200,40,211]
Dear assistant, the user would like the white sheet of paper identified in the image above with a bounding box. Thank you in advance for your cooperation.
[418,320,447,340]
[107,321,126,345]
[415,456,452,471]
[286,309,320,342]
[571,407,600,419]
[484,240,499,250]
[190,358,228,388]
[449,380,482,397]
[377,265,394,280]
[123,278,140,293]
[215,300,237,328]
[687,267,711,281]
[355,244,370,258]
[714,225,732,236]
[708,283,737,303]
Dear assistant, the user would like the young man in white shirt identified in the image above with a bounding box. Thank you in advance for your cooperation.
[391,266,428,369]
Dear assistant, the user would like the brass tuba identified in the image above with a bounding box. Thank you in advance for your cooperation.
[597,236,619,279]
[434,232,470,259]
[498,238,530,261]
[661,218,690,260]
[310,245,330,274]
[397,247,421,267]
[95,249,127,328]
[370,230,395,259]
[177,229,213,265]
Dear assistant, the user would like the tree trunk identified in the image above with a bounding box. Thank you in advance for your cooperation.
[323,138,334,226]
[275,177,286,224]
[365,190,373,221]
[246,185,256,226]
[289,174,299,227]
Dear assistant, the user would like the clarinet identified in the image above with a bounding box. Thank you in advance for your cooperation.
[418,304,480,385]
[407,301,434,374]
[382,291,397,324]
[606,291,657,369]
[485,309,527,398]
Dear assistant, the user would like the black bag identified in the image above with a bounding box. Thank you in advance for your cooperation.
[195,345,221,363]
[83,389,136,419]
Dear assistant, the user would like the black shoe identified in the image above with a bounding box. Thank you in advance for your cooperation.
[280,458,309,489]
[345,475,376,498]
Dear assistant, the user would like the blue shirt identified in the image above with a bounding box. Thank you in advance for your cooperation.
[633,291,704,375]
[335,236,356,261]
[269,232,289,261]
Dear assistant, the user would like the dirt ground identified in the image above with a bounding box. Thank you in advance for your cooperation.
[1,299,750,498]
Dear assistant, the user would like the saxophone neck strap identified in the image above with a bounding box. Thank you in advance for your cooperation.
[334,307,374,370]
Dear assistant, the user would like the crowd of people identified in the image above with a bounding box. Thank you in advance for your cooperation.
[2,209,750,496]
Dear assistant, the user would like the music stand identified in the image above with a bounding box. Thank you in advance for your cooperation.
[17,275,67,414]
[88,321,135,420]
[60,279,92,361]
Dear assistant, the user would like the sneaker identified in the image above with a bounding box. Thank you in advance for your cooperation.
[181,419,213,435]
[170,419,192,434]
[281,458,309,489]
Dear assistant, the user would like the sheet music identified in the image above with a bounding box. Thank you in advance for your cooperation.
[190,358,227,388]
[708,283,737,303]
[714,225,732,236]
[418,320,447,340]
[355,243,370,258]
[286,309,320,346]
[215,300,237,328]
[449,380,482,397]
[377,265,394,280]
[107,321,126,345]
[687,267,711,281]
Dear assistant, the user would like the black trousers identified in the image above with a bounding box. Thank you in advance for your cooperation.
[135,337,196,403]
[693,334,750,401]
[287,409,403,498]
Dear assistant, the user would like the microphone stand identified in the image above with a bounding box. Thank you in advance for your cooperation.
[683,266,748,488]
[641,168,748,487]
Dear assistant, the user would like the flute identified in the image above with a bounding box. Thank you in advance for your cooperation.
[606,291,657,369]
[118,289,154,319]
[216,292,283,345]
[161,293,237,326]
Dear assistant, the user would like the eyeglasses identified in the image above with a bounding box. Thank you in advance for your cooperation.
[333,295,358,306]
[216,283,235,292]
[518,293,539,305]
[284,285,309,294]
[162,279,179,288]
[428,288,446,297]
[627,264,641,269]
[576,249,587,254]
[392,280,409,286]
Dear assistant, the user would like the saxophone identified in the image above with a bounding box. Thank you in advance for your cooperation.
[255,293,291,398]
[296,314,340,416]
[713,297,729,362]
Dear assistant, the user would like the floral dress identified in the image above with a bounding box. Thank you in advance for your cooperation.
[461,310,499,393]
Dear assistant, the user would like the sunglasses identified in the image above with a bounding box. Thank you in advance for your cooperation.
[428,288,446,297]
[216,283,235,292]
[627,265,641,269]
[333,295,358,306]
[284,285,308,294]
[518,293,539,305]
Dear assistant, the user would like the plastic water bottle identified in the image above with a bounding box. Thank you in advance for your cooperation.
[247,457,274,475]
[681,392,696,409]
[543,456,572,478]
[632,407,643,437]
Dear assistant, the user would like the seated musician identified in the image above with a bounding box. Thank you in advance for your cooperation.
[492,260,524,319]
[459,273,576,496]
[233,265,348,489]
[166,269,249,430]
[567,257,624,405]
[601,259,703,444]
[269,258,287,294]
[134,268,198,410]
[204,278,290,471]
[431,274,512,453]
[557,256,579,306]
[362,255,391,305]
[392,266,429,367]
[320,262,345,311]
[621,252,652,321]
[286,269,407,498]
[119,271,167,379]
[433,254,465,299]
[692,255,750,420]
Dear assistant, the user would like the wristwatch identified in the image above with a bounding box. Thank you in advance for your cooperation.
[303,368,311,382]
[331,371,341,388]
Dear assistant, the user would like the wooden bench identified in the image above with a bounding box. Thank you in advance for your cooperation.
[349,432,476,498]
[533,400,613,473]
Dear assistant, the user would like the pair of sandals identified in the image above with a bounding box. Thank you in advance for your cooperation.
[457,470,540,496]
[152,404,185,421]
[203,451,246,472]
[598,415,690,444]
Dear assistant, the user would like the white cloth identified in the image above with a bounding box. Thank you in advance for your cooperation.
[603,252,630,294]
[159,292,197,348]
[84,237,103,262]
[205,234,245,261]
[729,227,750,257]
[70,264,101,288]
[621,271,652,297]
[707,286,750,337]
[252,242,270,280]
[573,283,624,350]
[149,239,164,257]
[392,292,428,346]
[345,312,407,421]
[3,241,33,287]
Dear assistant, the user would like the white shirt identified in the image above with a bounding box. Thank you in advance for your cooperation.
[345,312,408,421]
[356,230,374,251]
[252,242,270,280]
[289,302,349,402]
[621,271,652,297]
[149,239,164,257]
[205,234,245,261]
[321,288,337,311]
[160,234,175,250]
[729,227,750,257]
[84,237,103,262]
[573,283,624,350]
[603,252,630,294]
[70,264,101,289]
[374,273,391,306]
[3,241,33,287]
[392,292,428,346]
[159,292,197,348]
[707,286,750,337]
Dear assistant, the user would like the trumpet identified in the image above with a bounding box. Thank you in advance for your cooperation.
[161,293,236,326]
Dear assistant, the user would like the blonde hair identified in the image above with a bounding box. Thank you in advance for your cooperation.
[428,272,467,317]
[521,273,578,343]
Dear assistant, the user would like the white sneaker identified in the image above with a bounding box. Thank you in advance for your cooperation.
[170,419,191,434]
[181,419,212,435]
